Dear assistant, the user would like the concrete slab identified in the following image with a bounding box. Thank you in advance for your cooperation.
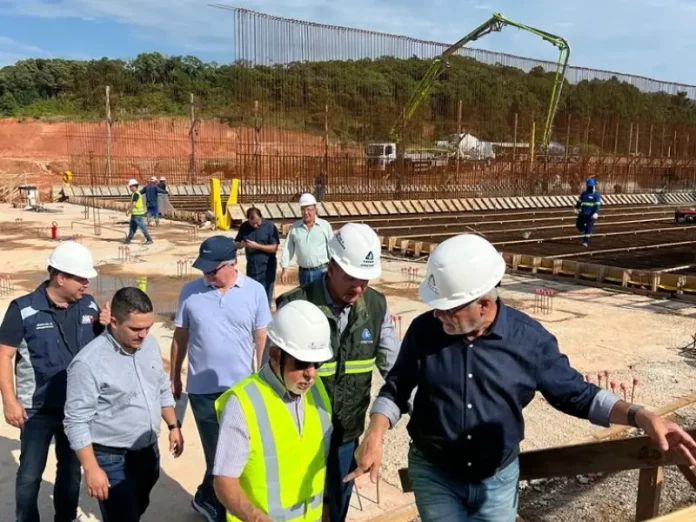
[343,202,359,216]
[289,202,302,218]
[323,202,339,217]
[354,201,369,216]
[410,200,425,213]
[374,201,389,215]
[420,200,436,213]
[278,203,294,219]
[333,201,349,217]
[393,200,407,214]
[365,201,379,215]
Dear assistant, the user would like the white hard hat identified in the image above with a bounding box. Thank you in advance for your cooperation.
[47,241,98,279]
[328,223,381,280]
[299,193,317,207]
[420,234,505,310]
[127,179,139,187]
[267,301,333,363]
[159,176,166,181]
[150,176,158,182]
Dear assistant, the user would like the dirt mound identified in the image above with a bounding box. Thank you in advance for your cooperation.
[0,117,362,160]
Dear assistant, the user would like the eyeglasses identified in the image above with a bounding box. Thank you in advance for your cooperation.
[294,360,323,370]
[437,299,478,316]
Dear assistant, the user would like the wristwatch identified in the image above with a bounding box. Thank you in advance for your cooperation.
[627,405,643,428]
[168,420,182,431]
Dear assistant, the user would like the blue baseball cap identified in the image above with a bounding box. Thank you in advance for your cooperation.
[192,236,237,273]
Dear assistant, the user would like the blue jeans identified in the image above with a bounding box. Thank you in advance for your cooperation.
[325,434,358,522]
[299,265,327,286]
[94,444,160,522]
[408,446,519,522]
[189,392,226,522]
[127,215,152,242]
[16,408,81,522]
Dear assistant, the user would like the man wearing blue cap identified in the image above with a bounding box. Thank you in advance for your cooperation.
[169,236,272,522]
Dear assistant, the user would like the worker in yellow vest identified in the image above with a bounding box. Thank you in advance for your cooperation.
[213,300,334,522]
[125,178,153,244]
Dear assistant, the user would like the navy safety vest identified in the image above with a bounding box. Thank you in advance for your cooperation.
[13,284,101,409]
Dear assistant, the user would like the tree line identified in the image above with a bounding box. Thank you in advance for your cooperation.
[1,52,695,146]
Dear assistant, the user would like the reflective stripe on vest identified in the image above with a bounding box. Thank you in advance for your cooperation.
[344,357,377,375]
[131,193,146,216]
[316,362,337,377]
[219,375,332,522]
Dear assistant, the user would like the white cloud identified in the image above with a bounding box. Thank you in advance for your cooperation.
[0,35,52,65]
[0,0,694,83]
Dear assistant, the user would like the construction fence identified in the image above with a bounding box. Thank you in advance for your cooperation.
[63,7,696,201]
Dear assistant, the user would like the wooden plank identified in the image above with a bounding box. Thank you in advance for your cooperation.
[519,428,696,480]
[384,201,399,215]
[677,465,696,491]
[650,506,696,521]
[636,467,663,521]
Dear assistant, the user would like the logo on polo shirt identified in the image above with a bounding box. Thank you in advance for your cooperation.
[81,314,95,325]
[361,328,373,344]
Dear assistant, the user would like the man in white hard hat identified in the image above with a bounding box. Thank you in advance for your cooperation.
[349,234,696,522]
[276,223,400,522]
[280,193,333,286]
[125,179,153,244]
[212,300,333,522]
[0,241,109,522]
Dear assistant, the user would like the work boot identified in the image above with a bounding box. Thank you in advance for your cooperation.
[145,240,154,245]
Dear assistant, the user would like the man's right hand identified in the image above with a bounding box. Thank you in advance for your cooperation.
[85,466,110,501]
[343,415,388,484]
[280,268,289,285]
[171,377,183,401]
[3,399,27,429]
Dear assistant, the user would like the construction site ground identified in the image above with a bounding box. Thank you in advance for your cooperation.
[1,203,696,521]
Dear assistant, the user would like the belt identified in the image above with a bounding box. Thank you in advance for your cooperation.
[93,443,154,455]
[299,263,328,271]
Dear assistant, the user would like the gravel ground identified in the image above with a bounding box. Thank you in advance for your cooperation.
[368,272,696,519]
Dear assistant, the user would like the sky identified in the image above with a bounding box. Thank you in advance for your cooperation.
[0,0,694,85]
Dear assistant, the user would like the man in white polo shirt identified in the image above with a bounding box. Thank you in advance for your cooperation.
[280,193,333,286]
[170,236,272,522]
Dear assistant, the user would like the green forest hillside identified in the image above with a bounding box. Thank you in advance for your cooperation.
[1,52,694,144]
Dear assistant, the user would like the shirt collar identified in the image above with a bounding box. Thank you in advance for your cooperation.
[321,275,350,315]
[35,281,75,311]
[486,299,509,340]
[104,329,136,357]
[258,362,296,401]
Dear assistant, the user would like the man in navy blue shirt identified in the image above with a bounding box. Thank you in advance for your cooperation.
[0,241,109,522]
[348,234,696,522]
[235,207,280,305]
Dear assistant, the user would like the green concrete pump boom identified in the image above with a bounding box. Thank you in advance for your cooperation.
[391,12,571,149]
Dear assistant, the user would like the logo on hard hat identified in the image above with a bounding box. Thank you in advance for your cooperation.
[335,232,346,250]
[361,328,373,344]
[362,251,375,267]
[427,274,438,295]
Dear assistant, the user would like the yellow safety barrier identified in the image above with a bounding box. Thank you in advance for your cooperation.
[209,177,240,231]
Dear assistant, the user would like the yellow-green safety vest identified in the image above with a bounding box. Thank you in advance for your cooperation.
[131,192,146,216]
[215,373,332,522]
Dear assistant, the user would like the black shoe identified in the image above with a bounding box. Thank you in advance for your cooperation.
[145,240,154,245]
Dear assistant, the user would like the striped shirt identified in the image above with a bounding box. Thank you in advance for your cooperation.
[213,363,311,478]
[279,217,333,269]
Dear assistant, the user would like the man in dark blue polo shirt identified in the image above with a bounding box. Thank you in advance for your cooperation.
[0,241,108,522]
[235,207,280,305]
[348,234,696,522]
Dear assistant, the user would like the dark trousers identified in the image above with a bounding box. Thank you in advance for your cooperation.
[325,431,359,522]
[16,408,81,522]
[127,215,153,242]
[248,270,276,306]
[94,444,160,522]
[189,392,226,521]
[575,215,595,244]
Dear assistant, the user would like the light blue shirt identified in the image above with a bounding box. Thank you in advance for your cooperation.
[280,217,333,269]
[64,331,175,451]
[175,273,272,394]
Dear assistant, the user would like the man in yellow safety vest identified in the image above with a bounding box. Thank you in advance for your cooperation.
[212,300,334,522]
[125,178,153,244]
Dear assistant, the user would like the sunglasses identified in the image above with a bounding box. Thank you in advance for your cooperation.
[294,360,323,370]
[204,263,232,276]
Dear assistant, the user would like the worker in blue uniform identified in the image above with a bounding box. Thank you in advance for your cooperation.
[575,177,601,247]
